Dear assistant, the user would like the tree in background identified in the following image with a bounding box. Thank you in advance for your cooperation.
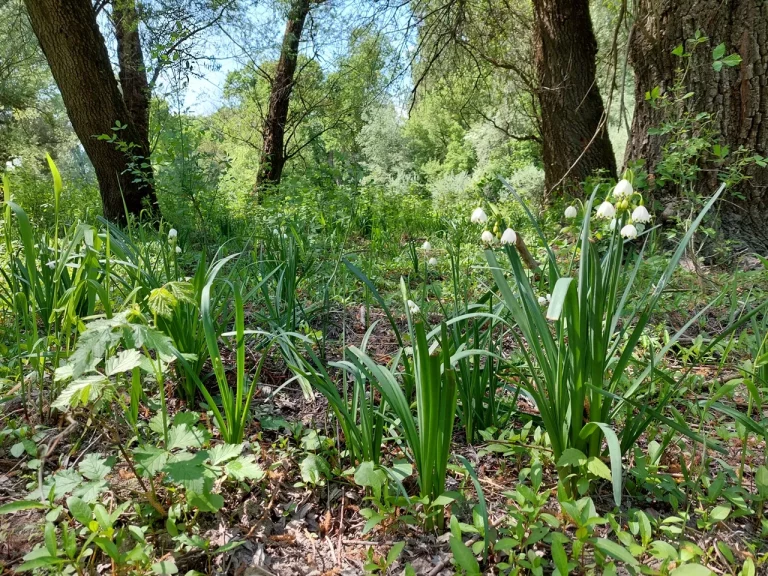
[24,0,156,222]
[256,0,314,193]
[531,0,616,195]
[627,0,768,253]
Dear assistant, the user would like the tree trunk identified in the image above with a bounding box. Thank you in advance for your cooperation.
[627,0,768,253]
[255,0,311,193]
[532,0,617,196]
[112,0,152,157]
[24,0,156,223]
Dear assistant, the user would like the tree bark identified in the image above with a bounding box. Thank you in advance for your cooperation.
[255,0,311,193]
[627,0,768,253]
[112,0,152,157]
[24,0,156,223]
[532,0,617,197]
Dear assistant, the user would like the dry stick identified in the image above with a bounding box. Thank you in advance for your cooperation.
[514,234,542,274]
[336,491,345,567]
[37,415,79,501]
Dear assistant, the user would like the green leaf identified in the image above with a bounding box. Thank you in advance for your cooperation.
[151,560,179,574]
[354,461,386,493]
[163,451,212,494]
[387,541,405,565]
[712,43,726,60]
[224,455,264,481]
[594,538,639,566]
[551,533,570,575]
[105,349,143,376]
[78,454,112,481]
[649,540,678,560]
[52,375,109,410]
[709,504,731,522]
[0,500,48,514]
[672,44,684,57]
[756,465,768,498]
[66,496,92,526]
[300,454,329,485]
[557,448,587,468]
[587,457,612,481]
[187,491,224,512]
[167,424,208,451]
[449,535,480,575]
[134,445,169,476]
[721,53,742,67]
[670,564,714,576]
[208,443,244,466]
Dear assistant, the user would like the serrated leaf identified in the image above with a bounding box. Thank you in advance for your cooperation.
[224,455,264,481]
[163,451,212,494]
[134,445,169,476]
[71,480,108,503]
[167,424,208,451]
[148,287,178,319]
[187,491,224,512]
[557,448,587,468]
[587,457,612,480]
[105,349,143,376]
[78,454,112,481]
[208,443,244,466]
[52,375,109,410]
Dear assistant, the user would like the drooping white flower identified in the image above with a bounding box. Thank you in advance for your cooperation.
[12,157,21,167]
[471,207,488,224]
[595,201,616,219]
[537,296,547,306]
[613,179,634,199]
[5,161,14,171]
[422,241,432,251]
[564,205,578,219]
[500,228,517,245]
[46,261,56,269]
[168,228,178,240]
[407,299,420,315]
[428,257,438,266]
[481,230,495,244]
[620,224,638,240]
[175,246,182,254]
[632,205,651,223]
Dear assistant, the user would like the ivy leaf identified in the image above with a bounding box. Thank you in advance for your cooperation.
[163,451,212,494]
[224,455,264,481]
[208,443,244,466]
[105,349,143,376]
[78,454,113,481]
[52,375,109,410]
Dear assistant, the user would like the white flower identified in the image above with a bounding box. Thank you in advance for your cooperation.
[537,296,547,306]
[632,205,651,223]
[481,230,494,244]
[620,224,638,240]
[613,179,633,199]
[273,228,280,236]
[5,161,14,171]
[595,201,616,219]
[407,299,420,315]
[421,241,432,251]
[564,205,578,219]
[610,218,617,231]
[500,228,517,245]
[168,228,178,240]
[546,293,551,302]
[175,246,182,254]
[428,257,438,266]
[471,207,488,224]
[12,157,21,167]
[46,261,56,269]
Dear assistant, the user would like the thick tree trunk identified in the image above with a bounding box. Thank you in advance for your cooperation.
[24,0,156,223]
[255,0,311,193]
[532,0,617,196]
[627,0,768,253]
[112,0,152,157]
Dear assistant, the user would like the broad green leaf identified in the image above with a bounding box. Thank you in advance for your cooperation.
[187,491,224,512]
[134,445,169,476]
[167,424,208,451]
[66,496,92,526]
[712,43,726,60]
[105,349,143,376]
[52,375,109,410]
[670,565,714,576]
[224,455,264,481]
[300,454,329,485]
[387,541,405,565]
[163,451,212,494]
[354,461,386,493]
[208,443,244,466]
[557,448,587,468]
[587,457,612,480]
[449,535,481,575]
[708,504,731,522]
[78,454,112,481]
[151,560,179,574]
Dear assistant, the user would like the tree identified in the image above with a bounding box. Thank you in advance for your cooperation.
[24,0,156,222]
[256,0,313,192]
[531,0,617,195]
[626,0,768,252]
